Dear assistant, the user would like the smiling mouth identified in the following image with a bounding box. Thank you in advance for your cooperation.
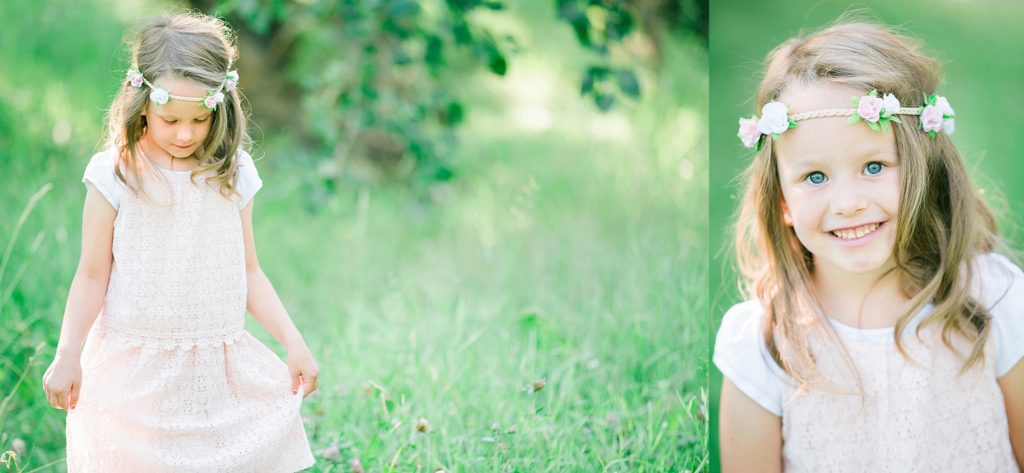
[830,222,881,240]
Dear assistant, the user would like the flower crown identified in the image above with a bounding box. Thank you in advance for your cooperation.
[737,90,956,150]
[126,65,239,111]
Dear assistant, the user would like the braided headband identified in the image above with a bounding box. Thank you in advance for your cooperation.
[738,90,955,151]
[126,66,239,111]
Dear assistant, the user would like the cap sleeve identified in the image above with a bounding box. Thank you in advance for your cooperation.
[82,150,124,211]
[973,253,1024,378]
[235,149,263,211]
[714,300,786,416]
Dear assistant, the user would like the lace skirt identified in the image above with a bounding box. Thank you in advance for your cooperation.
[65,319,315,473]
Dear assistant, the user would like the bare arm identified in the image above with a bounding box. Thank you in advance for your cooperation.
[999,359,1024,469]
[719,378,783,473]
[43,184,115,409]
[56,184,115,354]
[240,200,319,397]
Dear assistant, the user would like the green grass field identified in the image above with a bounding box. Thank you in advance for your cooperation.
[709,1,1024,471]
[0,0,708,471]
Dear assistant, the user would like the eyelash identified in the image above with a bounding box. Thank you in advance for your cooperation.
[803,161,886,185]
[163,118,208,124]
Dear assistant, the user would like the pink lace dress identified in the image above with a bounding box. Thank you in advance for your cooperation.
[66,150,315,472]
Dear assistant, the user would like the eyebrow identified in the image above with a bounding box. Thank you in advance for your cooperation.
[789,147,896,167]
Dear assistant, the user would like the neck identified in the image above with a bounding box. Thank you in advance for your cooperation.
[811,258,909,328]
[138,135,196,171]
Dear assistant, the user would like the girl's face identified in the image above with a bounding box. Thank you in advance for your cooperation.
[141,76,213,161]
[774,82,901,279]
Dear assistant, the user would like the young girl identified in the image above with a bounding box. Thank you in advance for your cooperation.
[716,21,1024,472]
[40,13,319,472]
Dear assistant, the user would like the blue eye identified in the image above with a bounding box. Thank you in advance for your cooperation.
[864,162,884,175]
[805,171,827,185]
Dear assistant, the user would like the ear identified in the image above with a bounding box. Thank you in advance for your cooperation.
[781,197,793,226]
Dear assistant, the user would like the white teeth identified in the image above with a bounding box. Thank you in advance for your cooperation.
[832,223,879,240]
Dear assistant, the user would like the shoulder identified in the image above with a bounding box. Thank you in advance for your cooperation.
[82,149,125,210]
[971,252,1024,308]
[84,148,118,174]
[972,252,1024,378]
[716,300,765,346]
[714,299,785,416]
[235,148,256,168]
[234,148,263,210]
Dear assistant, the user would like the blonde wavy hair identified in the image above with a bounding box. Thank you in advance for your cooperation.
[734,20,1001,390]
[103,12,249,198]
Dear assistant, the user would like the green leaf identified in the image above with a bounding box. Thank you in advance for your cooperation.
[446,101,464,126]
[615,69,641,98]
[488,53,508,76]
[580,74,595,95]
[869,89,878,97]
[571,17,591,47]
[424,35,443,67]
[788,119,798,129]
[867,121,880,132]
[890,116,902,124]
[772,133,780,140]
[755,140,762,151]
[594,92,615,111]
[880,121,889,133]
[846,114,860,125]
[929,131,937,139]
[852,96,860,106]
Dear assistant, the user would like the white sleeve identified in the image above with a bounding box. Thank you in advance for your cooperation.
[235,149,263,211]
[713,300,786,416]
[81,150,124,211]
[974,253,1024,378]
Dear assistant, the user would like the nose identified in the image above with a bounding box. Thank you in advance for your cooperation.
[829,177,868,215]
[176,126,194,142]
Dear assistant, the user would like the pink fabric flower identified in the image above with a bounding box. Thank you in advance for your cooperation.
[857,95,883,122]
[204,95,219,109]
[127,68,144,88]
[920,105,944,132]
[225,70,239,92]
[738,117,761,149]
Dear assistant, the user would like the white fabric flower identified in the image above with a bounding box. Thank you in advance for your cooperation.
[942,118,956,135]
[757,102,790,135]
[881,93,900,117]
[935,96,955,117]
[149,88,169,105]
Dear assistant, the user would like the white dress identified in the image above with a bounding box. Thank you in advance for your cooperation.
[66,149,315,472]
[714,253,1024,472]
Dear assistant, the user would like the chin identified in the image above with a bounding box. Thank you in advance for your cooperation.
[166,146,194,158]
[822,248,896,275]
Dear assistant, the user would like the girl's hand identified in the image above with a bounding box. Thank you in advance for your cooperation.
[286,342,319,398]
[42,354,82,411]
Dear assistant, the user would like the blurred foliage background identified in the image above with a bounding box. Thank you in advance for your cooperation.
[709,1,1024,471]
[0,0,707,471]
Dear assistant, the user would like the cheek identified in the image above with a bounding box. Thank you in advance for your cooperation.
[197,122,213,139]
[880,170,902,213]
